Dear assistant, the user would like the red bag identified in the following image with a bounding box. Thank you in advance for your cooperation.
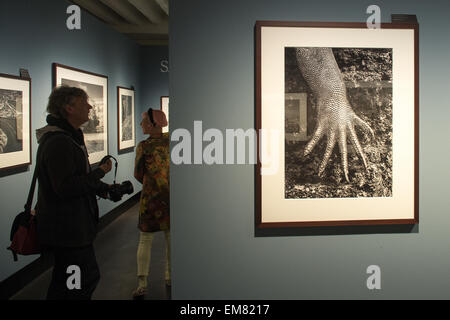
[7,211,41,261]
[6,165,41,261]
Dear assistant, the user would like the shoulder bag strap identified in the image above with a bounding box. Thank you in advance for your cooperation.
[24,163,38,214]
[24,131,55,213]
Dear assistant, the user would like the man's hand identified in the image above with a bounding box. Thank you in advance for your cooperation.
[99,159,112,174]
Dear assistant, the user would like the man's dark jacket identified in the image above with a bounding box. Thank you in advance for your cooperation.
[35,115,109,247]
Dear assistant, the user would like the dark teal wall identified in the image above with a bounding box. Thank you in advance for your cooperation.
[138,46,169,142]
[0,0,167,282]
[170,0,450,298]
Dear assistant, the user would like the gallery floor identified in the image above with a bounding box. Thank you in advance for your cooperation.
[10,202,171,300]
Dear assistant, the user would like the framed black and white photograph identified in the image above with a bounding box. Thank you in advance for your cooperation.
[53,63,108,164]
[0,73,31,171]
[255,21,419,228]
[117,86,135,152]
[160,96,169,133]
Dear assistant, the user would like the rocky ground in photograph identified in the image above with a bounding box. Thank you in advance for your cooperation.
[285,48,393,198]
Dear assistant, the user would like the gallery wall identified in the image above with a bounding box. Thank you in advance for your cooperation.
[0,0,168,282]
[138,46,169,142]
[170,0,450,299]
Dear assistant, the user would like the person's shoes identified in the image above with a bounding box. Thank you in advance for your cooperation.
[165,279,171,287]
[132,287,147,299]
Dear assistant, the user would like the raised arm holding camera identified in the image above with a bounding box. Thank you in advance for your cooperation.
[35,86,112,300]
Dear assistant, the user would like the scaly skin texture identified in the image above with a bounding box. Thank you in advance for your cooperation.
[295,47,374,182]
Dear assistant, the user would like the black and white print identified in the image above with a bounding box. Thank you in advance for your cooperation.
[161,96,169,133]
[121,94,132,142]
[117,86,135,152]
[0,88,23,154]
[61,78,105,154]
[0,74,31,171]
[285,47,393,199]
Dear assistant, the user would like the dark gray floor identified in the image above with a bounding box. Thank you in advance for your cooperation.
[10,202,171,300]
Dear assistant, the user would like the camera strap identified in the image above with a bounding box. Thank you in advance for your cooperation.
[100,155,118,184]
[113,160,118,184]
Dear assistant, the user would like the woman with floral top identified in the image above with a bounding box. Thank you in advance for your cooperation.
[132,108,170,298]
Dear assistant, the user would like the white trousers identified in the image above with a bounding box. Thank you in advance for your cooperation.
[136,230,171,281]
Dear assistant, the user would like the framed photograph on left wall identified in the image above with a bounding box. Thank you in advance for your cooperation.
[0,73,31,171]
[53,63,108,164]
[117,86,135,152]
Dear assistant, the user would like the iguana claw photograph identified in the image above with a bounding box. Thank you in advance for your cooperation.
[285,47,393,198]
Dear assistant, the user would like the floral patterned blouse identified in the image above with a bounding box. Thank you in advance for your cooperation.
[134,133,170,232]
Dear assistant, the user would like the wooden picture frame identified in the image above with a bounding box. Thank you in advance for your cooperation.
[117,86,135,153]
[53,63,108,165]
[160,96,169,133]
[0,73,31,171]
[255,20,419,228]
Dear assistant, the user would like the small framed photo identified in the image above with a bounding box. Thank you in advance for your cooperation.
[117,86,135,152]
[160,96,169,133]
[53,63,108,164]
[0,73,31,171]
[255,20,419,228]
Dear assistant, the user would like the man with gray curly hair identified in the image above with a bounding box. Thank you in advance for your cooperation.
[35,85,112,300]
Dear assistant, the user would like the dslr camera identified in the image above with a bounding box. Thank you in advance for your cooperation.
[108,181,134,202]
[99,155,134,202]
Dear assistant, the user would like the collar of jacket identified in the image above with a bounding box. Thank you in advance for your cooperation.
[35,115,85,146]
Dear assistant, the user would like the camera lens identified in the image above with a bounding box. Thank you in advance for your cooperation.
[119,181,134,195]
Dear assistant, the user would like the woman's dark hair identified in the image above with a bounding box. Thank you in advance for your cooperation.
[147,108,156,126]
[47,85,88,118]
